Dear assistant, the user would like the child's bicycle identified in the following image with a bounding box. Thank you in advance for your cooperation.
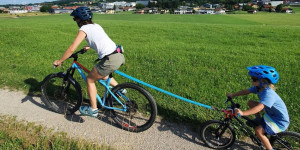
[40,48,157,132]
[200,97,300,149]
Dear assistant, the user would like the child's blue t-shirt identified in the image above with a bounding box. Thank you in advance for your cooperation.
[249,86,290,132]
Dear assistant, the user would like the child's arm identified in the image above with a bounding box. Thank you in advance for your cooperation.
[236,103,264,116]
[227,89,250,99]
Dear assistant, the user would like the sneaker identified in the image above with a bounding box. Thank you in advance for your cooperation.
[79,106,98,117]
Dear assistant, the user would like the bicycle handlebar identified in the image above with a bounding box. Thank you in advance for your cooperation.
[224,96,241,117]
[53,49,87,68]
[69,48,87,59]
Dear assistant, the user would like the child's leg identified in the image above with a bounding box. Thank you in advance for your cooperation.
[87,67,108,109]
[109,77,118,87]
[248,100,260,117]
[255,125,273,150]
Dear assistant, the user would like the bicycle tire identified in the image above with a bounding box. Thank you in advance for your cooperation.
[270,131,300,150]
[200,120,236,149]
[108,82,157,132]
[41,72,83,114]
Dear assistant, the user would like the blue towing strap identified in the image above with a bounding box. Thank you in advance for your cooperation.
[115,70,213,110]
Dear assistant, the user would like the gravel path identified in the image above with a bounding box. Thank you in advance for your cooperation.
[0,89,257,149]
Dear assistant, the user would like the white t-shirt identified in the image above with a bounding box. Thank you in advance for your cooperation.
[79,24,116,59]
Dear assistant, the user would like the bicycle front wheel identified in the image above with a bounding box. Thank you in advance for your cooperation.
[41,72,82,114]
[200,120,236,149]
[270,131,300,150]
[108,82,157,132]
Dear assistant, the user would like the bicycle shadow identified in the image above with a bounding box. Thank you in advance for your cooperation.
[22,78,87,123]
[21,78,136,129]
[155,105,258,149]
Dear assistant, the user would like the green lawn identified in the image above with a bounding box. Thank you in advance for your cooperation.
[0,13,299,132]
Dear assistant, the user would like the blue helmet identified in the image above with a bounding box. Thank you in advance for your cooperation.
[71,7,93,21]
[247,65,279,84]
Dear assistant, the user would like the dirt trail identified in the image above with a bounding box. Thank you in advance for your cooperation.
[0,89,256,149]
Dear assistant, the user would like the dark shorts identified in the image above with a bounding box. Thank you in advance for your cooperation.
[95,53,125,77]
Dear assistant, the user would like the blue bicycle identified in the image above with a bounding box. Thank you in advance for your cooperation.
[41,49,157,132]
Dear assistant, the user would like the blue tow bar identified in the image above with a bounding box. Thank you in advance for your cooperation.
[115,70,213,110]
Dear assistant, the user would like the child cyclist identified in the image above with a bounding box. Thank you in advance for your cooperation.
[227,65,289,150]
[53,7,125,117]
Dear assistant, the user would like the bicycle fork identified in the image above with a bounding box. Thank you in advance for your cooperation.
[234,116,265,150]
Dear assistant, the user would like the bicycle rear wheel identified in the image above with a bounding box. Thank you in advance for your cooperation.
[108,82,157,132]
[200,120,236,149]
[270,131,300,150]
[41,72,82,114]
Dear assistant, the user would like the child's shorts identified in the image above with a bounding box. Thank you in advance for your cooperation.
[260,118,276,135]
[95,53,125,77]
[260,114,288,135]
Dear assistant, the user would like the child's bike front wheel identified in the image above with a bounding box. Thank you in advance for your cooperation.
[108,82,157,132]
[200,120,236,149]
[41,72,83,114]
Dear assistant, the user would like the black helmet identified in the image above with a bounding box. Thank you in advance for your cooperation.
[71,7,93,21]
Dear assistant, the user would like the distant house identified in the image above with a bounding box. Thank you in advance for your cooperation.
[174,8,193,14]
[126,2,136,7]
[114,1,126,7]
[123,7,136,11]
[160,9,169,14]
[51,5,59,9]
[289,1,300,6]
[195,7,214,14]
[262,5,275,12]
[269,1,284,6]
[9,10,28,14]
[105,9,115,14]
[0,7,9,12]
[8,6,28,14]
[63,6,79,10]
[214,8,226,14]
[281,8,293,13]
[135,9,145,14]
[25,5,41,12]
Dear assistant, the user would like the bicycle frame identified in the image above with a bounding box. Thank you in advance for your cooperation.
[67,60,128,112]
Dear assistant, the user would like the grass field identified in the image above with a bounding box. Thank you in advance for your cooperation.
[0,13,299,133]
[0,115,110,149]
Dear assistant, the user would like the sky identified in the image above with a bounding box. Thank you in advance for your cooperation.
[0,0,57,5]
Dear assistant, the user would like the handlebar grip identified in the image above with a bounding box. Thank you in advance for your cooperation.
[237,113,241,117]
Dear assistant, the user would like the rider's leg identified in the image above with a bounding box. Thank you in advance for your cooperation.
[87,67,108,109]
[110,77,118,87]
[255,125,273,150]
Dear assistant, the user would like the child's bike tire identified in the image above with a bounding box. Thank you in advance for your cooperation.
[200,120,236,149]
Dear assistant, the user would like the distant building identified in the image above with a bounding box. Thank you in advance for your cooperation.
[63,6,80,10]
[214,8,226,14]
[25,5,41,12]
[126,2,136,7]
[269,1,284,6]
[281,7,293,13]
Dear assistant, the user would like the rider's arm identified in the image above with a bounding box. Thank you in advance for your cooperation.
[53,30,86,66]
[227,89,251,99]
[237,103,264,116]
